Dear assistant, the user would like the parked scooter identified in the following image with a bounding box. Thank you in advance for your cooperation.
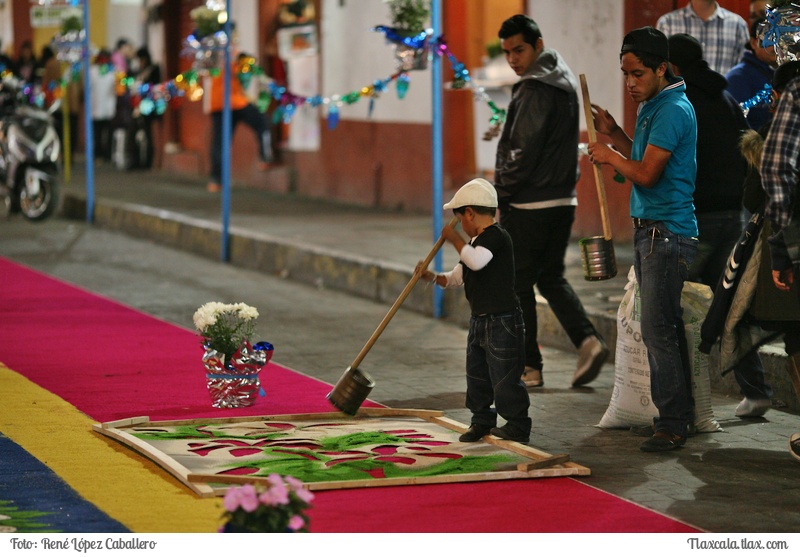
[0,78,61,221]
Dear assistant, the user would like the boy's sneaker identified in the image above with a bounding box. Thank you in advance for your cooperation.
[459,424,492,442]
[490,424,530,444]
[735,397,771,418]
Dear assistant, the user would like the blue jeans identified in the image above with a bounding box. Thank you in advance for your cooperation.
[465,308,531,433]
[633,222,698,438]
[733,348,773,400]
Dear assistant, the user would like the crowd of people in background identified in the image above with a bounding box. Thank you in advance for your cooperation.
[0,34,161,170]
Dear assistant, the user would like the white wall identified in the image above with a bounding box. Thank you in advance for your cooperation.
[322,0,432,124]
[106,1,146,51]
[527,0,624,133]
[0,0,13,58]
[231,1,258,59]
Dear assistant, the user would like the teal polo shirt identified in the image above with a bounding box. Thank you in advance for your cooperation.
[630,78,699,238]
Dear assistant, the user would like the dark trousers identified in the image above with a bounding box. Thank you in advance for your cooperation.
[465,308,531,433]
[92,119,113,161]
[500,205,599,371]
[689,210,744,287]
[210,104,272,183]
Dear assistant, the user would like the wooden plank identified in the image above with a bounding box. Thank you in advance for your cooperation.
[517,453,571,471]
[430,415,469,432]
[124,407,444,429]
[95,416,150,429]
[188,464,585,492]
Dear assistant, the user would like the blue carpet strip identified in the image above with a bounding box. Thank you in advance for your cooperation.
[0,434,129,533]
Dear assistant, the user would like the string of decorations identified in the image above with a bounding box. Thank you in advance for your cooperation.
[32,19,506,138]
[740,84,772,116]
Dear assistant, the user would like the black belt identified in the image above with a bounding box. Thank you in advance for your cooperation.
[473,310,517,319]
[632,218,659,229]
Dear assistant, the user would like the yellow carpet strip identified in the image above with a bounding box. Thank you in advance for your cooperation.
[0,363,222,533]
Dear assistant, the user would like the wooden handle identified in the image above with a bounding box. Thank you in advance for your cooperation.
[350,215,460,369]
[580,74,613,241]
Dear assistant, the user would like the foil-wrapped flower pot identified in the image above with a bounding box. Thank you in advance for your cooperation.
[393,44,428,71]
[203,341,274,408]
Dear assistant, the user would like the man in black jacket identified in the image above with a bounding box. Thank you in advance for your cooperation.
[494,15,608,389]
[668,33,750,287]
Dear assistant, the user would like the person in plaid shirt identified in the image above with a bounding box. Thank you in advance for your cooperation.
[760,74,800,462]
[657,0,749,75]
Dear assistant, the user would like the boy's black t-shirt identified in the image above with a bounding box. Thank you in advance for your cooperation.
[461,223,519,316]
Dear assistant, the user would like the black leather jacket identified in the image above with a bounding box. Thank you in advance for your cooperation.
[494,49,580,212]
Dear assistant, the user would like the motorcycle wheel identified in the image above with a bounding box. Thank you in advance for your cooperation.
[19,168,60,221]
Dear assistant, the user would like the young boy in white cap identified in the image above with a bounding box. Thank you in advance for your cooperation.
[416,178,531,443]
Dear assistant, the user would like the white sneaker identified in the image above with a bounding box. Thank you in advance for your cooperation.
[571,336,608,387]
[735,397,771,418]
[790,432,800,463]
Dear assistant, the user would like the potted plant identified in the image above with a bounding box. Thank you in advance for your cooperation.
[220,476,314,533]
[383,0,431,71]
[194,301,273,408]
[386,0,430,37]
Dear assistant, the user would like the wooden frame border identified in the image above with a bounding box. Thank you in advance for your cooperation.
[93,408,590,498]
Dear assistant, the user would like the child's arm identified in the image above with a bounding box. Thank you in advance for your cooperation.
[458,244,493,271]
[415,262,463,288]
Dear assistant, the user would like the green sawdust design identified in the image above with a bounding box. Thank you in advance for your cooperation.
[131,425,285,441]
[0,500,58,533]
[316,431,408,450]
[224,448,518,483]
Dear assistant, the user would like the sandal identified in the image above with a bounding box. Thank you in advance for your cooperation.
[522,367,543,388]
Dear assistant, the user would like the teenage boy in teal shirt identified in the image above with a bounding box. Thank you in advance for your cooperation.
[588,27,699,452]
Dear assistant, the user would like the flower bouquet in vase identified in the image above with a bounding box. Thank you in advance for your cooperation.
[193,302,273,408]
[220,476,314,533]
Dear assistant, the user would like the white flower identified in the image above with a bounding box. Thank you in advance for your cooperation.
[193,301,260,360]
[234,303,259,321]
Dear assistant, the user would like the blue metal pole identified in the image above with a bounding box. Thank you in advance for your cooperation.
[81,0,94,223]
[431,0,444,318]
[220,0,233,262]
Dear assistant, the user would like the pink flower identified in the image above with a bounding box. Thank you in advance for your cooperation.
[285,476,304,490]
[288,515,305,531]
[268,482,290,506]
[294,487,315,504]
[239,487,260,513]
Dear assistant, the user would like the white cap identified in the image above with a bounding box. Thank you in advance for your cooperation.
[442,178,498,210]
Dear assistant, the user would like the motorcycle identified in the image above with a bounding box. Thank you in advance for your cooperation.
[0,79,61,221]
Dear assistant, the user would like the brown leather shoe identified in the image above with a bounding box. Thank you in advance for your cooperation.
[640,430,686,452]
[459,424,492,443]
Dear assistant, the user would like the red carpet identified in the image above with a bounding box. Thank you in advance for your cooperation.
[0,257,699,533]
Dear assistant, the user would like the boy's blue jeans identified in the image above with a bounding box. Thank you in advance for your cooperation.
[465,308,531,434]
[633,222,698,439]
